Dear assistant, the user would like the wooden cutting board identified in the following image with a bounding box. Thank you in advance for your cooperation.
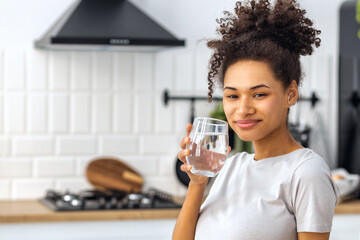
[85,157,144,193]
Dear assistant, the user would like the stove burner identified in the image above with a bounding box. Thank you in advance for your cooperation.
[40,188,181,211]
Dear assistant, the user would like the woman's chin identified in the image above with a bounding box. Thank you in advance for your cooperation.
[236,134,255,142]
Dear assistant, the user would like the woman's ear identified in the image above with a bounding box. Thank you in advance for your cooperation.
[287,80,299,106]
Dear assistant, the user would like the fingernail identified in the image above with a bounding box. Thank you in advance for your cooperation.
[186,165,191,170]
[183,149,189,155]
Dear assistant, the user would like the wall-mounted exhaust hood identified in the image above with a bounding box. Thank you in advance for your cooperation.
[35,0,185,51]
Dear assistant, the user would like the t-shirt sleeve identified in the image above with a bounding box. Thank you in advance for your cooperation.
[290,156,339,233]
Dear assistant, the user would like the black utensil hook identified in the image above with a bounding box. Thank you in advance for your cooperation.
[351,91,360,108]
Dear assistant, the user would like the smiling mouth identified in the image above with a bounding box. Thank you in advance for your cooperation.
[235,120,261,129]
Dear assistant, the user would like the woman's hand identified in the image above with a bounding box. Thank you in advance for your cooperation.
[177,123,209,185]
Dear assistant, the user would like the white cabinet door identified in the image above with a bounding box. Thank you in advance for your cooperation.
[2,215,359,240]
[0,219,177,240]
[330,214,360,240]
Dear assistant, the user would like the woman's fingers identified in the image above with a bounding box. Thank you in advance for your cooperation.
[186,123,192,137]
[177,123,192,165]
[177,149,189,163]
[179,136,190,149]
[228,146,231,154]
[179,123,192,149]
[180,163,192,172]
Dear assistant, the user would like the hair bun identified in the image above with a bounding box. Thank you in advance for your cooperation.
[216,0,321,56]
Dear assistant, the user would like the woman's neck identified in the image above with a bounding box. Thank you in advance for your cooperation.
[252,125,303,161]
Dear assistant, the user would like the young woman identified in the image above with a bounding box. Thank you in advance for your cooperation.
[172,0,338,240]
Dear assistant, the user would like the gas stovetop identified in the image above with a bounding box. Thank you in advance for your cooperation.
[40,188,181,211]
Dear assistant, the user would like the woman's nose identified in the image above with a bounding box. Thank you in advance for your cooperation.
[236,98,255,116]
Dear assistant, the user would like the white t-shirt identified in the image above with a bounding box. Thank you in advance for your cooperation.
[195,148,339,240]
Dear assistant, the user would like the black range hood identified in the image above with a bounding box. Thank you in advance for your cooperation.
[35,0,185,51]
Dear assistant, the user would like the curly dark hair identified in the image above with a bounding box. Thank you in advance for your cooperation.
[207,0,321,101]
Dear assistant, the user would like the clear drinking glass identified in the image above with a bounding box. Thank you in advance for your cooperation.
[186,117,229,177]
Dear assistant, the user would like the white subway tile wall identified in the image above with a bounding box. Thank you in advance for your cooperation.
[0,137,10,156]
[58,136,97,155]
[12,179,54,199]
[93,93,112,133]
[99,136,138,154]
[33,157,75,177]
[49,51,69,91]
[49,93,69,133]
[0,95,3,133]
[113,93,133,133]
[134,53,154,91]
[55,178,92,192]
[70,93,91,133]
[71,52,91,91]
[0,49,335,200]
[0,159,32,177]
[13,136,54,156]
[154,51,174,91]
[114,53,133,91]
[4,93,25,133]
[134,94,153,133]
[0,50,4,90]
[27,50,47,91]
[27,93,48,133]
[93,52,113,91]
[174,52,194,92]
[4,51,25,91]
[0,179,10,199]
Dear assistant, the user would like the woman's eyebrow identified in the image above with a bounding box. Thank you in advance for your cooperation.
[223,84,270,91]
[250,84,270,90]
[223,86,237,91]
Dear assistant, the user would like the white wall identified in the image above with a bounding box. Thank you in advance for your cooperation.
[0,0,348,200]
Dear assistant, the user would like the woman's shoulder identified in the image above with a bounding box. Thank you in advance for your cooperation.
[229,150,253,160]
[291,148,332,179]
[226,151,253,164]
[219,151,253,173]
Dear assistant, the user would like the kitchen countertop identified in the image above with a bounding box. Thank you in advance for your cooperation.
[334,199,360,214]
[0,199,359,224]
[0,200,181,223]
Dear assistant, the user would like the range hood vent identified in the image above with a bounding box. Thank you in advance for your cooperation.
[35,0,185,51]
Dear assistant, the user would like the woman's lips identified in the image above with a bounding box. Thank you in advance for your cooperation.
[235,120,261,129]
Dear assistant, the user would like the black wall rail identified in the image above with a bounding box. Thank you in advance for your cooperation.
[163,89,320,122]
[163,89,320,107]
[162,89,222,122]
[162,89,223,106]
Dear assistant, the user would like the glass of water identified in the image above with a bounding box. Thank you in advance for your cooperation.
[186,117,229,177]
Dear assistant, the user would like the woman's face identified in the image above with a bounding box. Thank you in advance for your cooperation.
[223,60,290,142]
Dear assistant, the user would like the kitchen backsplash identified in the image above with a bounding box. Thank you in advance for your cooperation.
[0,49,335,200]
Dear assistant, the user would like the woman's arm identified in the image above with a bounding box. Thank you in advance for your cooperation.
[298,232,330,240]
[172,123,209,240]
[172,180,208,240]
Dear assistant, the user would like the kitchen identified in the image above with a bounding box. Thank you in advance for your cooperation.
[0,0,360,239]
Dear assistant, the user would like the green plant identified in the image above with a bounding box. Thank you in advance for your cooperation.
[209,101,253,153]
[209,102,228,122]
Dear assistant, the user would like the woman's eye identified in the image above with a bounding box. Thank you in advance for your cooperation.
[226,95,238,99]
[254,93,267,98]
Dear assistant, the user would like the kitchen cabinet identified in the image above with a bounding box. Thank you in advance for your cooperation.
[0,219,177,240]
[1,215,360,240]
[331,214,360,240]
[1,200,360,239]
